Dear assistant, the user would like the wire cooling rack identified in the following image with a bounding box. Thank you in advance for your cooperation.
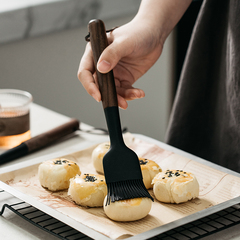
[1,189,240,240]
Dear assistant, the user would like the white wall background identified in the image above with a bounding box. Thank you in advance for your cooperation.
[0,14,174,141]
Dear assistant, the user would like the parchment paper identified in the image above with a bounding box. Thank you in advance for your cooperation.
[1,134,240,239]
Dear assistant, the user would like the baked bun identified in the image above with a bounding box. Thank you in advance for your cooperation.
[68,173,107,207]
[38,158,80,191]
[152,170,199,204]
[92,142,110,174]
[139,158,162,189]
[103,197,152,221]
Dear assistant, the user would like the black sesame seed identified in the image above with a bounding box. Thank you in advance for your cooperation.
[139,159,148,165]
[54,160,62,165]
[84,175,97,182]
[162,177,165,179]
[68,164,71,166]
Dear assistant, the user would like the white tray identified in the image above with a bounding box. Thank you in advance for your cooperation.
[0,134,240,240]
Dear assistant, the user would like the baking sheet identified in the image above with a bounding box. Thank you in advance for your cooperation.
[0,133,240,240]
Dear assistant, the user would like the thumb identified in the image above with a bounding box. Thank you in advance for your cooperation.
[97,40,129,73]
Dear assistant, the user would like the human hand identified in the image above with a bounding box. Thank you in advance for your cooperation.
[78,0,191,109]
[78,18,163,109]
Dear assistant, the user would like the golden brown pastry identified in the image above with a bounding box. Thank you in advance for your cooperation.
[68,173,107,207]
[38,158,80,191]
[152,170,199,204]
[103,197,152,221]
[139,158,162,189]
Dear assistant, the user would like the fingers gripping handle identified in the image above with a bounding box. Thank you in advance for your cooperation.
[88,19,118,109]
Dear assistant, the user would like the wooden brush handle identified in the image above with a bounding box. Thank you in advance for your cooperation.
[88,19,118,109]
[25,119,79,152]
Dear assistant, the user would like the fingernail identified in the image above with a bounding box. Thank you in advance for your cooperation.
[97,60,111,73]
[92,93,100,102]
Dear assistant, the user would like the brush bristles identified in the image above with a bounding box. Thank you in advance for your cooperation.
[105,179,154,205]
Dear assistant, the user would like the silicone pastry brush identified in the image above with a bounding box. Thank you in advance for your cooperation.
[88,19,153,205]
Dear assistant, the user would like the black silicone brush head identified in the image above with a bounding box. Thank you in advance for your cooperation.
[105,179,154,206]
[103,143,143,183]
[102,115,154,205]
[102,107,154,205]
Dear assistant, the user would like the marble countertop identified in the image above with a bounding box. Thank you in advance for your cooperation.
[0,0,140,44]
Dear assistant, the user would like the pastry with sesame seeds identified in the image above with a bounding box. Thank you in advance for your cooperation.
[68,173,107,207]
[152,170,199,204]
[139,157,162,189]
[38,158,81,191]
